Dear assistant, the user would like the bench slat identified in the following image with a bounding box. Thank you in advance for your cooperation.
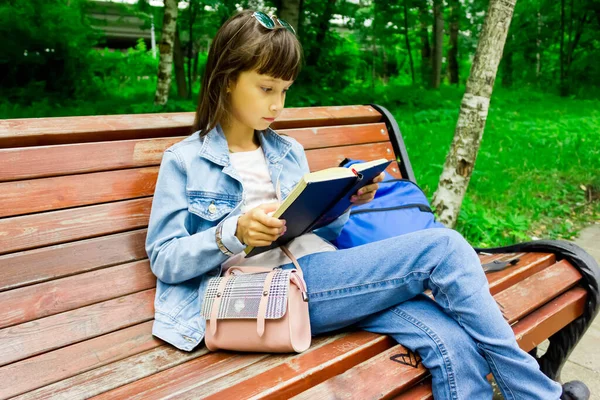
[0,106,381,148]
[0,137,180,182]
[0,321,160,399]
[291,345,427,400]
[0,127,395,218]
[0,229,147,292]
[283,123,389,150]
[513,287,587,352]
[0,124,389,182]
[496,260,582,324]
[12,343,208,400]
[23,335,336,400]
[294,287,587,400]
[0,198,151,255]
[0,260,154,328]
[392,380,433,400]
[486,252,556,295]
[0,289,155,367]
[0,167,158,218]
[184,331,395,400]
[306,142,401,178]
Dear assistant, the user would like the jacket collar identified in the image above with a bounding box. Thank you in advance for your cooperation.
[198,123,292,166]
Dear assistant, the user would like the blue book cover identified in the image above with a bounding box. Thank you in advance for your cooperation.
[244,159,393,257]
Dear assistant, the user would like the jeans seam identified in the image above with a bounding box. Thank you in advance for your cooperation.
[307,270,430,298]
[429,273,462,327]
[478,343,517,400]
[390,307,459,400]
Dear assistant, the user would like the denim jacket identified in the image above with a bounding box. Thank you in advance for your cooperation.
[145,123,351,351]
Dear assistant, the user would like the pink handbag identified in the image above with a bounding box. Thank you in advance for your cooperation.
[200,246,311,353]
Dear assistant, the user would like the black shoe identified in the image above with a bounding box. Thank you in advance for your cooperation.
[560,380,591,400]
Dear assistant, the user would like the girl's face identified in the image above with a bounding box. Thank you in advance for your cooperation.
[227,69,294,133]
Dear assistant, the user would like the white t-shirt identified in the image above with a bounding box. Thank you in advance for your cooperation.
[221,146,336,270]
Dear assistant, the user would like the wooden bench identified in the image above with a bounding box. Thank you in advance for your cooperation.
[1,105,598,399]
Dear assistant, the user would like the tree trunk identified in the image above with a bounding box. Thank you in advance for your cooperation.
[187,0,197,97]
[432,0,444,88]
[404,0,416,84]
[418,3,432,86]
[536,10,541,80]
[448,0,459,84]
[560,0,566,96]
[173,28,188,99]
[280,0,301,34]
[431,0,517,228]
[154,0,179,106]
[502,34,513,87]
[306,0,335,66]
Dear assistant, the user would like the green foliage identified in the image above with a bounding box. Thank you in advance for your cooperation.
[1,0,103,100]
[1,0,599,247]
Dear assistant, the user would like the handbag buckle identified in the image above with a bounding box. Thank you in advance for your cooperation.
[302,292,309,302]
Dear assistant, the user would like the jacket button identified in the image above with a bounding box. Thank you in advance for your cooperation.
[182,335,194,342]
[208,203,217,214]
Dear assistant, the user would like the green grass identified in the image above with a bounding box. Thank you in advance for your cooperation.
[394,87,600,247]
[2,83,598,248]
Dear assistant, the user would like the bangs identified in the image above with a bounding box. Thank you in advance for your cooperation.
[253,29,302,82]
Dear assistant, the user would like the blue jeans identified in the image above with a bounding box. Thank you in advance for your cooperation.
[280,228,562,400]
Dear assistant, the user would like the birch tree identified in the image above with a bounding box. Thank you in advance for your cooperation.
[431,0,517,227]
[154,0,179,106]
[279,0,302,34]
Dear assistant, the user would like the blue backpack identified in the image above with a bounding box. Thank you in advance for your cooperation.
[332,158,446,249]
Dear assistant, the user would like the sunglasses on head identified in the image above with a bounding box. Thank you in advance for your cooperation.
[252,11,296,36]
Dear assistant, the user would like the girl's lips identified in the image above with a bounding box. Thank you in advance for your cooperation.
[263,117,275,121]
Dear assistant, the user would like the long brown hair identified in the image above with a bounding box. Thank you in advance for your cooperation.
[192,10,304,136]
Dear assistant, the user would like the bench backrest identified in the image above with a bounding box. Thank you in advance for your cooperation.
[0,104,409,397]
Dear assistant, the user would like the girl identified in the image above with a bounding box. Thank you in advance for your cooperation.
[146,9,578,400]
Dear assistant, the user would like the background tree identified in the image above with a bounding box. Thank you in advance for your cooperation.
[431,0,444,88]
[431,0,517,227]
[448,0,460,84]
[154,0,179,105]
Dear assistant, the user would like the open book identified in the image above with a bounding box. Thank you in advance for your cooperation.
[244,158,393,257]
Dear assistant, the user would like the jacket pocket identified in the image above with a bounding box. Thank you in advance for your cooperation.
[186,191,239,221]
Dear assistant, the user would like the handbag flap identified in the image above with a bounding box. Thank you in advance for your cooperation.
[201,269,291,320]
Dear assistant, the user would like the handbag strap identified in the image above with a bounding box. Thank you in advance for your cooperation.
[256,269,278,337]
[209,275,231,336]
[280,245,302,275]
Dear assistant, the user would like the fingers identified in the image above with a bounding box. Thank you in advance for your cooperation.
[256,203,286,228]
[372,172,385,183]
[245,229,286,247]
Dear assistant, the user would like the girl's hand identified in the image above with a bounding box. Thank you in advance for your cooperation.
[235,203,286,247]
[350,172,385,206]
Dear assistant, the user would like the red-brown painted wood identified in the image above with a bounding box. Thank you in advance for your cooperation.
[495,260,582,324]
[514,288,587,352]
[291,345,427,399]
[0,321,161,399]
[0,106,382,148]
[192,332,395,399]
[486,253,556,295]
[0,123,389,182]
[0,229,147,292]
[306,142,402,178]
[0,137,181,182]
[0,168,157,218]
[0,260,155,328]
[12,343,209,400]
[0,198,151,255]
[0,289,155,367]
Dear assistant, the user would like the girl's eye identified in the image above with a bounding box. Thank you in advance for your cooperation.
[261,87,290,93]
